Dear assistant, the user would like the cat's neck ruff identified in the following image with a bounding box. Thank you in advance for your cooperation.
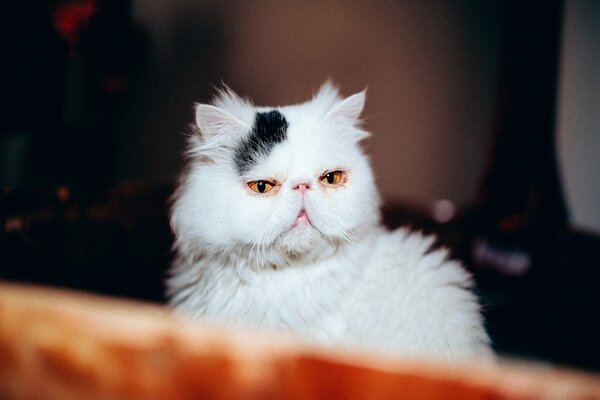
[173,222,378,282]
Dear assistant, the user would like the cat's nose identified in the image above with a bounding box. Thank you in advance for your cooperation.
[293,182,311,194]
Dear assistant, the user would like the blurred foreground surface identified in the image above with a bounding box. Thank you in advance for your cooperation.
[1,282,599,400]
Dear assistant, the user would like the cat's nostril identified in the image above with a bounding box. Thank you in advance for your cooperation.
[293,182,311,193]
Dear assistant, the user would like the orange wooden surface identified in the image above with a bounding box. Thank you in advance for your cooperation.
[1,282,598,400]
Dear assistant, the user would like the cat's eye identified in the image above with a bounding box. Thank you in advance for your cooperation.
[320,170,344,185]
[248,180,275,194]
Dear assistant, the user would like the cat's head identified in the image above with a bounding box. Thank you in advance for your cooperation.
[171,82,380,267]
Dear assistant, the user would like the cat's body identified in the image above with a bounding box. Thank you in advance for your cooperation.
[168,83,493,360]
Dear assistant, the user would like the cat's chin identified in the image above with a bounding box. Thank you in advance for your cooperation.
[275,223,330,257]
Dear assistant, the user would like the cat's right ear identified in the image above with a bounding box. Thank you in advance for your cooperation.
[194,104,249,141]
[324,90,366,125]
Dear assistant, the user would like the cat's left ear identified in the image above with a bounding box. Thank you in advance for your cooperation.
[194,103,249,142]
[324,89,366,126]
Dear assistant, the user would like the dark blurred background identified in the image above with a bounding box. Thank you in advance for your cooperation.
[1,0,599,371]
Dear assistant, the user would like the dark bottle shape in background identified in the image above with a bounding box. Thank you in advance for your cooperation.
[467,0,567,283]
[461,0,575,363]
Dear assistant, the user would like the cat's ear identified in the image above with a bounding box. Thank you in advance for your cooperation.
[324,89,366,125]
[194,103,249,140]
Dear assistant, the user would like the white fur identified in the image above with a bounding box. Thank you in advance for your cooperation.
[168,82,493,361]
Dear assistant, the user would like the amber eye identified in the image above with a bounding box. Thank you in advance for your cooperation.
[248,180,274,194]
[321,170,344,185]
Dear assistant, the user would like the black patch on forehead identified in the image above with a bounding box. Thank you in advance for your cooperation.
[234,110,288,174]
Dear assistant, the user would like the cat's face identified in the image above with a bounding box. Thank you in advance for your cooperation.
[172,83,380,264]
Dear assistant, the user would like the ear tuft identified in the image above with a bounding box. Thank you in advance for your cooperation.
[324,89,366,125]
[313,80,341,106]
[212,85,253,114]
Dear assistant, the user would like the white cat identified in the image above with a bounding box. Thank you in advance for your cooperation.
[167,82,493,361]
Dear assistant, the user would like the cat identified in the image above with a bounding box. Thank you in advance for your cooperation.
[167,82,493,361]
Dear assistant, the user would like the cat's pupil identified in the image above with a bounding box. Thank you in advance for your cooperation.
[326,173,335,184]
[257,181,266,193]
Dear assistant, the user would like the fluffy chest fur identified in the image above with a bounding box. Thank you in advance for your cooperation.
[169,236,368,334]
[167,82,493,361]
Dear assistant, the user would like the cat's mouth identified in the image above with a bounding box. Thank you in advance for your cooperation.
[294,209,311,227]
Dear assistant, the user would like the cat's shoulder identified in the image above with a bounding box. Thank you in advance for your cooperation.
[344,228,492,358]
[364,226,473,290]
